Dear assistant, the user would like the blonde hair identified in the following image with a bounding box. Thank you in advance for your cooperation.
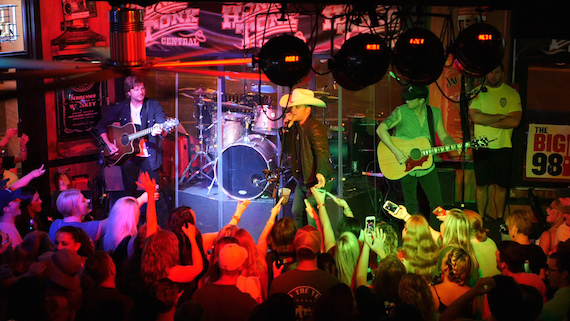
[399,215,440,280]
[102,197,140,253]
[444,247,472,286]
[55,189,83,218]
[463,209,489,242]
[505,209,533,236]
[335,232,360,286]
[442,209,478,269]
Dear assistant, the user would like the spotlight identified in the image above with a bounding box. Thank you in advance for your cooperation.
[453,23,505,78]
[331,33,391,91]
[258,35,312,87]
[392,27,445,85]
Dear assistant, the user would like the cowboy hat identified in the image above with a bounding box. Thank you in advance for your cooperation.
[279,88,326,108]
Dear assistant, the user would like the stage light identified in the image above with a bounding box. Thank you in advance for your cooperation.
[392,27,445,85]
[257,35,311,87]
[331,33,391,91]
[452,23,505,78]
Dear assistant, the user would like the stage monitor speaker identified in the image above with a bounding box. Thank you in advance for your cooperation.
[437,168,456,207]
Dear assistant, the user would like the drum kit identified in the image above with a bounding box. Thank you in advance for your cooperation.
[179,85,283,200]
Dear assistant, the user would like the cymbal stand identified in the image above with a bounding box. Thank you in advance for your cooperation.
[179,97,214,185]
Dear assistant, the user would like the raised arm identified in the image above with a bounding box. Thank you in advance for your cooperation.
[257,197,283,255]
[312,187,335,252]
[12,134,28,164]
[10,165,45,191]
[327,192,354,218]
[168,224,204,283]
[304,199,324,253]
[136,172,158,237]
[228,199,250,226]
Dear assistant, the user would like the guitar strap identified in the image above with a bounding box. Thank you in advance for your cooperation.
[426,105,436,147]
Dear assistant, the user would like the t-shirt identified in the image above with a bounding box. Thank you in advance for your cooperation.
[472,238,501,278]
[520,243,547,275]
[191,284,257,321]
[556,224,570,245]
[269,269,340,321]
[48,219,104,243]
[539,286,570,321]
[469,83,522,149]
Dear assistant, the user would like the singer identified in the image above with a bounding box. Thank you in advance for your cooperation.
[281,89,333,227]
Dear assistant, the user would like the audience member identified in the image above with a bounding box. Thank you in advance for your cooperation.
[102,196,140,267]
[0,188,23,248]
[15,186,45,238]
[430,247,472,315]
[312,282,355,321]
[539,250,570,321]
[399,215,440,280]
[0,128,28,188]
[505,209,547,277]
[398,273,436,321]
[248,293,295,321]
[174,300,206,321]
[77,251,134,321]
[11,230,53,276]
[464,209,501,277]
[54,225,95,262]
[48,189,107,243]
[335,231,360,287]
[192,243,258,321]
[496,240,546,302]
[556,205,570,246]
[266,217,298,287]
[269,225,340,321]
[539,200,566,256]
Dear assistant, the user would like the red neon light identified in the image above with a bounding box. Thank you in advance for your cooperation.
[409,38,425,45]
[284,55,299,63]
[366,44,381,51]
[153,58,252,68]
[478,34,493,41]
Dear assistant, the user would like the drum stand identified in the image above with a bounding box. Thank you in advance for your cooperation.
[180,98,215,185]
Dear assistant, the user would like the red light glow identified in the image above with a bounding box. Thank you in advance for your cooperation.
[409,38,425,45]
[478,34,493,41]
[366,43,381,51]
[284,55,299,63]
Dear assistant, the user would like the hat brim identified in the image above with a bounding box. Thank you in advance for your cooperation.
[39,252,80,290]
[401,92,427,100]
[279,94,327,108]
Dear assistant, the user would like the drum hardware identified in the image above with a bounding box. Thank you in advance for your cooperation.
[179,94,215,186]
[250,84,276,94]
[179,86,217,98]
[318,95,338,104]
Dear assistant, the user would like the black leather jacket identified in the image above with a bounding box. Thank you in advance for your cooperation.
[284,116,332,186]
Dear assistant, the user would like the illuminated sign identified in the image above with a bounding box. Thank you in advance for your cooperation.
[478,34,493,41]
[366,43,381,51]
[284,55,299,62]
[409,38,425,45]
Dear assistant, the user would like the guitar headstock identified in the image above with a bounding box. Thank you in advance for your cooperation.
[162,118,180,132]
[470,136,490,149]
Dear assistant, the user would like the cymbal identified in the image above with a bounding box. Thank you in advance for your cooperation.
[221,101,253,112]
[250,84,276,94]
[179,87,216,97]
[313,91,330,95]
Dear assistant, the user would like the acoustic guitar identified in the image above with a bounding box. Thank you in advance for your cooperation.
[377,136,489,180]
[104,118,179,166]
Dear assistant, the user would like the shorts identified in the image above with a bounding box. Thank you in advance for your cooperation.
[473,148,512,188]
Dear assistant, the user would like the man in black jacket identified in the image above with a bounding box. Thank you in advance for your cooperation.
[96,76,166,199]
[282,89,332,227]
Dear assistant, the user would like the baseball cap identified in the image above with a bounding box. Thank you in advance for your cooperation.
[218,243,248,271]
[293,225,321,255]
[401,85,429,100]
[0,188,22,210]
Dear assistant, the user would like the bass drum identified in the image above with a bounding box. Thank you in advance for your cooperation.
[215,135,277,200]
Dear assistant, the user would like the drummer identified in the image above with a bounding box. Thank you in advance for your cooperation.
[282,88,333,227]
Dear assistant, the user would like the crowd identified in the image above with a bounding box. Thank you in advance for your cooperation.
[1,129,570,321]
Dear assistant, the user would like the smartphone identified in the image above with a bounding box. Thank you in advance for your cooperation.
[365,216,376,235]
[383,200,400,215]
[433,206,446,216]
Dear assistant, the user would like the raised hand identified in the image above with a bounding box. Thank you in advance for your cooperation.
[387,204,410,221]
[31,165,46,178]
[304,199,318,220]
[182,223,197,240]
[270,197,283,222]
[311,187,326,206]
[365,228,387,258]
[235,199,251,217]
[136,171,157,195]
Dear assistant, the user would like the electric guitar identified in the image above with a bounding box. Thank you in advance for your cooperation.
[377,136,489,180]
[104,118,179,166]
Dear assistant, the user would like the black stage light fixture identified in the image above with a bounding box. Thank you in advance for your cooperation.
[392,27,445,85]
[331,33,391,91]
[258,35,312,87]
[452,23,505,78]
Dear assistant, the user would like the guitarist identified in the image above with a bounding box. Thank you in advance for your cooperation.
[96,76,167,202]
[376,85,457,227]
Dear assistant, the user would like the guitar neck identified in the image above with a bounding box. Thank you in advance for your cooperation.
[128,126,156,141]
[421,142,470,157]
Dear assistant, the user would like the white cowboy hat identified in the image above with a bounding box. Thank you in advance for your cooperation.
[279,88,327,108]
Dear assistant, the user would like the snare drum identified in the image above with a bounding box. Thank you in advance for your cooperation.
[208,112,247,150]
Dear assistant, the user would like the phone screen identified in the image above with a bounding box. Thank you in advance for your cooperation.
[365,217,375,235]
[383,201,399,213]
